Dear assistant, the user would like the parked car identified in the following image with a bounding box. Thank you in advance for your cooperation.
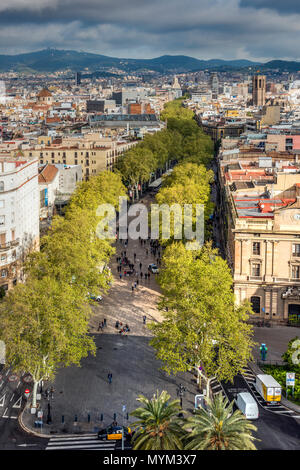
[98,424,132,441]
[148,263,159,274]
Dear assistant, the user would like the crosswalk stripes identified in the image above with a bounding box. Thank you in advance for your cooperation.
[46,434,117,450]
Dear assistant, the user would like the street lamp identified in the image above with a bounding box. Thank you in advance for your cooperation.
[122,405,126,451]
[176,383,186,409]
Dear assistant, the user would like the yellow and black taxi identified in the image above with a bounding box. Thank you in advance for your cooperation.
[97,424,132,441]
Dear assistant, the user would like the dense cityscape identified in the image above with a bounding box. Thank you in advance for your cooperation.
[0,0,299,461]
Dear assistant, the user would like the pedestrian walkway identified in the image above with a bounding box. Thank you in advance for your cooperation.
[89,193,164,336]
[45,434,117,450]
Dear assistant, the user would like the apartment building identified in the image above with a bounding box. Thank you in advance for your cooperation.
[0,157,39,292]
[217,146,300,325]
[23,137,138,180]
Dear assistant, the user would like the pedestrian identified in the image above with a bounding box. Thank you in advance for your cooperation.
[98,322,102,331]
[139,262,142,270]
[136,279,139,286]
[134,281,137,288]
[115,320,119,329]
[119,273,122,280]
[146,249,148,256]
[140,272,143,279]
[103,318,107,327]
[108,373,112,384]
[143,315,146,324]
[131,284,134,292]
[134,253,136,260]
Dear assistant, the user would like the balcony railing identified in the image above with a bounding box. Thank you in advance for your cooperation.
[0,238,20,251]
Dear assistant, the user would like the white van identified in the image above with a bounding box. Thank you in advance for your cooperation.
[235,392,259,420]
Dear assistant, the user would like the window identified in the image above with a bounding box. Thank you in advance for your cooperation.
[251,296,260,314]
[0,182,4,192]
[252,242,260,255]
[292,265,300,279]
[252,263,261,277]
[292,244,300,257]
[0,201,4,209]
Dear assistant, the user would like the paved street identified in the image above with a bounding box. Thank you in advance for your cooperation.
[89,196,164,336]
[20,193,198,435]
[1,189,300,450]
[252,325,300,362]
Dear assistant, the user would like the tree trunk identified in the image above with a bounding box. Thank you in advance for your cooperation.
[32,379,38,408]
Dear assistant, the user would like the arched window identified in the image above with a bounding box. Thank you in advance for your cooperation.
[251,296,261,314]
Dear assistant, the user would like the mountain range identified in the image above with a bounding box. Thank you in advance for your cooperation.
[0,49,299,74]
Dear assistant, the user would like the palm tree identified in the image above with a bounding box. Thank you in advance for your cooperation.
[183,393,258,450]
[130,390,185,450]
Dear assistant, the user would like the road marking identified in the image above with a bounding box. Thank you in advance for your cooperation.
[12,396,22,408]
[2,407,9,418]
[0,394,5,407]
[46,436,117,450]
[9,393,14,402]
[49,434,98,442]
[16,381,20,388]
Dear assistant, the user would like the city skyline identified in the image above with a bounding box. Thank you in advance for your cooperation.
[0,0,300,62]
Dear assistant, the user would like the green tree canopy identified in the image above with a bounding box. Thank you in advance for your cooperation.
[130,390,185,450]
[149,243,254,395]
[184,393,258,450]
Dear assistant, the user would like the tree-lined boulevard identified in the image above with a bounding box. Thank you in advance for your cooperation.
[0,98,298,451]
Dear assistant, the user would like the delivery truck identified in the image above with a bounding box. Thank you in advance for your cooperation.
[235,392,259,419]
[255,374,282,403]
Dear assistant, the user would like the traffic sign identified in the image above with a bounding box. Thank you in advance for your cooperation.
[286,372,295,387]
[24,389,30,399]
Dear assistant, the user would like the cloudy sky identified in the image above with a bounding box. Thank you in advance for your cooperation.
[0,0,300,61]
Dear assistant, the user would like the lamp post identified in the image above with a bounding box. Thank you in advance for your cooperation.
[122,405,126,451]
[176,383,186,415]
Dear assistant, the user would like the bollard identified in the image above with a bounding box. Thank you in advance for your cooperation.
[88,414,90,423]
[74,415,78,422]
[62,415,64,424]
[113,413,116,421]
[126,413,129,420]
[100,413,103,422]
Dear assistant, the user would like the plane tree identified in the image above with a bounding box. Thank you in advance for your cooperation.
[0,276,96,407]
[148,243,254,397]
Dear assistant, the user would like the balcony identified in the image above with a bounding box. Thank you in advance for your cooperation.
[0,238,20,251]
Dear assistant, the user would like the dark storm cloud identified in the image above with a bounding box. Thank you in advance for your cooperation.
[0,0,300,61]
[240,0,300,14]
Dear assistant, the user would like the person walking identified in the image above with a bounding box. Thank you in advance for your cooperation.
[143,315,146,324]
[103,318,107,327]
[108,373,112,384]
[119,273,122,280]
[131,284,134,292]
[139,262,142,270]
